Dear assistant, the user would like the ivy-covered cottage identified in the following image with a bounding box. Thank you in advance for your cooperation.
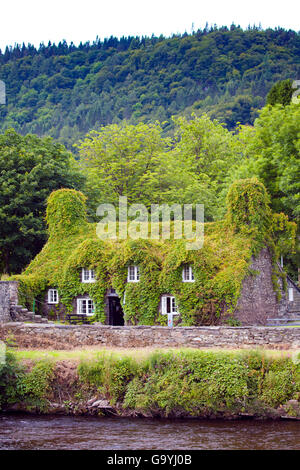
[10,178,299,326]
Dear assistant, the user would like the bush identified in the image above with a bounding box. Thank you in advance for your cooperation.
[260,370,295,407]
[103,356,137,404]
[124,351,250,416]
[0,354,54,411]
[78,355,137,405]
[259,358,298,408]
[16,360,54,409]
[0,351,23,408]
[78,357,105,388]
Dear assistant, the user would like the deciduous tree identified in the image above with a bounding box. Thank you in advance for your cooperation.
[0,129,84,274]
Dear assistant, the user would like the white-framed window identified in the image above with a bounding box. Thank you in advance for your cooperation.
[182,265,195,282]
[77,298,95,316]
[48,289,59,304]
[289,288,294,302]
[127,265,140,282]
[161,295,179,315]
[82,268,96,283]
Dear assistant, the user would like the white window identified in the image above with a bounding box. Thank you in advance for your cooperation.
[48,289,59,304]
[127,265,140,282]
[77,298,95,316]
[82,268,96,283]
[161,295,179,315]
[289,288,294,302]
[182,265,195,282]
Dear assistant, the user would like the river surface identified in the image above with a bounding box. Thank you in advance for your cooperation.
[0,414,299,450]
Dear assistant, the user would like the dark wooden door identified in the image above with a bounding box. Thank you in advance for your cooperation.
[108,297,124,326]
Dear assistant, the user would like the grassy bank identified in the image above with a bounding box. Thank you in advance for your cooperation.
[0,348,299,420]
[11,346,299,362]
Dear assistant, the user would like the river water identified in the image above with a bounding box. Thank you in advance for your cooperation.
[0,414,299,450]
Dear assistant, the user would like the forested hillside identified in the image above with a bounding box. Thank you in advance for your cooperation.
[1,25,300,148]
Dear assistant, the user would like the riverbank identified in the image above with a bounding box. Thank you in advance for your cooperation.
[0,347,299,420]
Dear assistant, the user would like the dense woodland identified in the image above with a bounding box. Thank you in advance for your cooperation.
[1,26,300,147]
[0,26,299,280]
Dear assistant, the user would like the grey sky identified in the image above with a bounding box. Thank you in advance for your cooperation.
[0,0,299,51]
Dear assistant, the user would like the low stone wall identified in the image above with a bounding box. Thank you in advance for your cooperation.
[0,322,299,350]
[0,281,18,322]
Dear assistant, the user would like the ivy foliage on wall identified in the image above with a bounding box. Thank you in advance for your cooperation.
[226,178,272,244]
[12,179,296,325]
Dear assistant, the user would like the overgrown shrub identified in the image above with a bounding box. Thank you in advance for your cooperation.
[260,369,296,408]
[16,361,54,407]
[78,357,106,389]
[78,355,137,405]
[123,351,252,416]
[259,358,299,407]
[0,351,23,409]
[0,354,54,411]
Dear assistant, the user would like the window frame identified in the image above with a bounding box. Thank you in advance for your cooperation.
[161,295,179,315]
[81,268,96,283]
[127,265,140,283]
[76,297,95,316]
[48,288,59,304]
[182,265,195,283]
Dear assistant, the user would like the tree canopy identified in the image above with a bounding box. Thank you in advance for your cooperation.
[0,129,84,274]
[222,102,300,222]
[266,79,295,106]
[77,116,242,222]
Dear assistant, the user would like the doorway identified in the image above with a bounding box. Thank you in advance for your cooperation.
[108,296,124,326]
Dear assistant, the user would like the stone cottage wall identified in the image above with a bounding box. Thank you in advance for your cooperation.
[41,297,66,321]
[234,248,283,325]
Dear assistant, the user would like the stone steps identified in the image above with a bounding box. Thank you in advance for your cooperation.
[288,303,300,312]
[287,308,300,317]
[10,304,49,323]
[266,316,300,326]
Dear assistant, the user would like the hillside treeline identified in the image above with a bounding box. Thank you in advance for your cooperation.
[0,25,300,147]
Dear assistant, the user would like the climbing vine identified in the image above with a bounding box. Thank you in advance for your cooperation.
[226,177,273,251]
